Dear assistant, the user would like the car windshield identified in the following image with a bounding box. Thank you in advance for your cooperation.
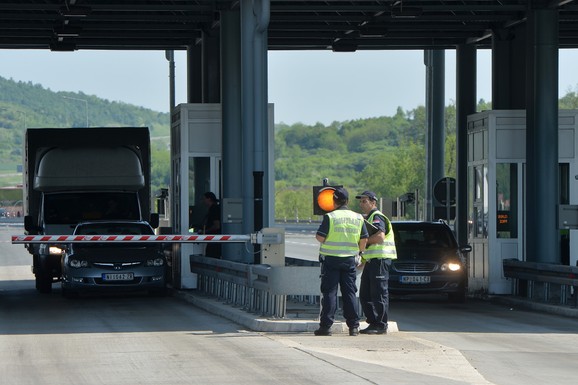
[43,192,140,224]
[75,223,153,236]
[394,225,454,248]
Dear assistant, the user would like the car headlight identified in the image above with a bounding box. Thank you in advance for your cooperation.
[441,262,462,272]
[146,258,165,267]
[49,246,65,255]
[69,259,89,268]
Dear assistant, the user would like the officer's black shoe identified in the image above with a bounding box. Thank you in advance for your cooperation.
[360,325,387,335]
[314,326,332,336]
[349,327,359,336]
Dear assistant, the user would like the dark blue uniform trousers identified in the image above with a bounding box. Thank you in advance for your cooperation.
[359,258,392,329]
[319,255,360,329]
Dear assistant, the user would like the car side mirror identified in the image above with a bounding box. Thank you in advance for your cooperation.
[460,245,472,254]
[149,213,159,229]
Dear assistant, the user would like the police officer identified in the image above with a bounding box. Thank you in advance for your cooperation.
[355,190,397,334]
[314,187,368,336]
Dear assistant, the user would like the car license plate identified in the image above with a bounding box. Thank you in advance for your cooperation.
[102,273,134,281]
[400,275,431,284]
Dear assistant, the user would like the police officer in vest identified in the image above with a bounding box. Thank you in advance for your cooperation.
[355,190,397,334]
[315,187,368,336]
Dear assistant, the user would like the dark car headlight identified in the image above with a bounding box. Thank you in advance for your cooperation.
[49,246,66,255]
[146,258,165,267]
[39,244,65,255]
[441,262,462,272]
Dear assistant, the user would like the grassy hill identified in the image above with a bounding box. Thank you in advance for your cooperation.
[0,75,170,191]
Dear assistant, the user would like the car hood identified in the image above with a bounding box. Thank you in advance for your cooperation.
[395,246,459,261]
[70,245,161,261]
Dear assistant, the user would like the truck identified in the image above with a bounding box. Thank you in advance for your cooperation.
[23,127,158,293]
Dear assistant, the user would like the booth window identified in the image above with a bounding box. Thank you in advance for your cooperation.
[472,165,488,238]
[559,163,569,205]
[188,157,211,230]
[496,163,518,239]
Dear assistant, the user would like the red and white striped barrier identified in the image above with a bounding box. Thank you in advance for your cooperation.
[11,234,253,244]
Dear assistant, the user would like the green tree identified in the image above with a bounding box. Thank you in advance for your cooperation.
[559,85,578,109]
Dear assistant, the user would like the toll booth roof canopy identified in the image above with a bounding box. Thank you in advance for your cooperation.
[2,1,578,51]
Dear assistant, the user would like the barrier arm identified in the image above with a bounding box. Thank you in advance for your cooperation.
[11,233,254,244]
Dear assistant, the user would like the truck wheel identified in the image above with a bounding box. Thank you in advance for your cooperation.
[35,272,53,294]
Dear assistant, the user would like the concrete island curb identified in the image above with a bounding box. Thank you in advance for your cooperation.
[173,290,399,333]
[489,295,578,318]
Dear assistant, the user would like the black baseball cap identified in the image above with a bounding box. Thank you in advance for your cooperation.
[355,190,378,201]
[333,187,349,201]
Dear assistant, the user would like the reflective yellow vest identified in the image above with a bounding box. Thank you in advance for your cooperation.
[363,210,397,260]
[319,209,364,257]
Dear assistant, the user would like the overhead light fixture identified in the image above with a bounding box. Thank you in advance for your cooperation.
[49,38,77,52]
[59,5,92,17]
[53,26,82,37]
[332,43,357,52]
[358,30,386,38]
[391,6,422,19]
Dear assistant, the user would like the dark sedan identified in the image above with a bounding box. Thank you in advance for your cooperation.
[389,220,472,302]
[61,221,167,297]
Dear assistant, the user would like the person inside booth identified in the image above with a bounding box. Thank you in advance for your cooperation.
[200,192,221,258]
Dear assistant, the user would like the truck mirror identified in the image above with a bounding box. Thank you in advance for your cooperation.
[24,215,37,233]
[149,213,159,229]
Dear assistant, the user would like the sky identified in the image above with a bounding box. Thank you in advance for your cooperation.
[1,48,578,126]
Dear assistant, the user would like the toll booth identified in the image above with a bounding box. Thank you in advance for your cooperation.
[169,103,275,289]
[467,110,578,294]
[171,103,222,289]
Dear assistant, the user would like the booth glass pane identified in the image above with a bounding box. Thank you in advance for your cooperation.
[474,166,483,202]
[472,165,488,239]
[474,206,486,238]
[496,163,518,239]
[188,157,210,230]
[468,167,474,238]
[560,163,569,205]
[483,165,489,226]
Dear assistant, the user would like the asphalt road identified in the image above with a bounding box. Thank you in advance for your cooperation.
[2,225,578,385]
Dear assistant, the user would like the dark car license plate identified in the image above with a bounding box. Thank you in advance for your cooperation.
[102,273,134,281]
[400,275,431,284]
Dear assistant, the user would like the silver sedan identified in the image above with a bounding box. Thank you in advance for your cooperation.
[60,221,167,297]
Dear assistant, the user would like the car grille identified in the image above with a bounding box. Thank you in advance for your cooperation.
[93,262,141,269]
[393,262,437,273]
[94,277,142,285]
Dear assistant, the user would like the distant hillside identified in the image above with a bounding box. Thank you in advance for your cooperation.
[0,75,170,191]
[0,75,169,154]
[3,74,578,220]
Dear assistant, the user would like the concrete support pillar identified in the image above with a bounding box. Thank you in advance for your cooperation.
[221,7,244,261]
[492,25,527,109]
[202,31,221,103]
[455,44,476,246]
[253,0,270,232]
[526,7,559,263]
[240,0,256,262]
[424,49,445,221]
[239,0,270,263]
[187,43,202,103]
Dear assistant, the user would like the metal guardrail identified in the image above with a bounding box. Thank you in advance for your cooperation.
[190,256,321,319]
[503,259,578,307]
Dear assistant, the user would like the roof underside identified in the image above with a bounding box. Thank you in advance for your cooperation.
[0,1,577,51]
